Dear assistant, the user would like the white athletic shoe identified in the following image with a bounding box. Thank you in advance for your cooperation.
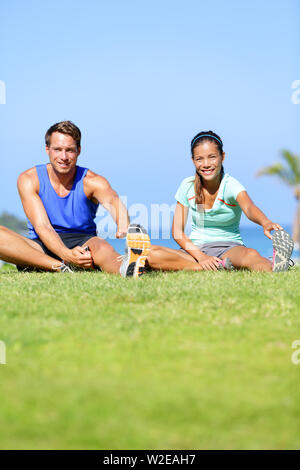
[120,224,151,278]
[53,262,74,273]
[272,229,294,272]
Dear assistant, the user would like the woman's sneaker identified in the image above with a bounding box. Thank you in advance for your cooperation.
[120,224,151,278]
[272,229,294,272]
[218,257,234,270]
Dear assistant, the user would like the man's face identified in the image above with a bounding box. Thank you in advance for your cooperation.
[46,132,81,174]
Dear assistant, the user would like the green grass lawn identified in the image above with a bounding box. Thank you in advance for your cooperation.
[0,266,300,450]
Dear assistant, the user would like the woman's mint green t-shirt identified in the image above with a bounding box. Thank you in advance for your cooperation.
[174,173,246,245]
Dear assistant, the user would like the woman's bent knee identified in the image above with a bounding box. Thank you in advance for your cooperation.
[245,248,260,259]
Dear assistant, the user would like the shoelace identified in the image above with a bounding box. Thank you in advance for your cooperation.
[268,256,295,269]
[52,263,73,273]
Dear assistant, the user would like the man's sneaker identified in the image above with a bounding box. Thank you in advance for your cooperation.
[218,257,234,271]
[272,229,294,272]
[120,224,151,278]
[52,262,73,273]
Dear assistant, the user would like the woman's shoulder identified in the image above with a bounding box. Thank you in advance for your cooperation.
[179,176,195,187]
[222,173,246,200]
[223,173,245,187]
[175,176,195,204]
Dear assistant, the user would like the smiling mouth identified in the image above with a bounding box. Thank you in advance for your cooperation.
[58,162,70,168]
[201,169,215,175]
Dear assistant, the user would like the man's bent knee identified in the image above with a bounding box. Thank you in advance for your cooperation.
[85,237,115,255]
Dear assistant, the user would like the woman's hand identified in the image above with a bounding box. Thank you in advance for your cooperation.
[193,252,222,271]
[262,220,283,240]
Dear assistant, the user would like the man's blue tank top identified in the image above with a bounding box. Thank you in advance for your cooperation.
[27,164,99,239]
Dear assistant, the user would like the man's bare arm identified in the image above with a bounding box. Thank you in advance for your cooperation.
[86,172,129,237]
[17,170,92,267]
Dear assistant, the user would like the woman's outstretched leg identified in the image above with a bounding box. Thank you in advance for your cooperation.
[146,244,203,271]
[0,226,64,271]
[223,246,272,272]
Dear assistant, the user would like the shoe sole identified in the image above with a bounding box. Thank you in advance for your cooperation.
[272,229,294,272]
[125,232,151,277]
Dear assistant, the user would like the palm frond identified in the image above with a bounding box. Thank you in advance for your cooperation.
[256,163,295,186]
[281,150,300,184]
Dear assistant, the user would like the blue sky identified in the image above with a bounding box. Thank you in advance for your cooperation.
[0,0,299,227]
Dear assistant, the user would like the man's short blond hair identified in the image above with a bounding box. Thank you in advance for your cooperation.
[45,121,81,148]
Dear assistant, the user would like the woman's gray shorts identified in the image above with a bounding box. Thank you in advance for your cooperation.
[182,241,245,259]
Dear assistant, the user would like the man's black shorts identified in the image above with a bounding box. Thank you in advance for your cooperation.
[17,232,97,271]
[32,232,97,260]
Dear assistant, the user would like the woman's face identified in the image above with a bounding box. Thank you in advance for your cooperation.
[192,141,225,182]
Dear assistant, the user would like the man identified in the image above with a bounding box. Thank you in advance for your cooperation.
[0,121,150,276]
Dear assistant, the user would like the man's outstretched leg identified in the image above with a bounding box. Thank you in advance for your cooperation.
[82,237,122,274]
[84,224,151,277]
[0,226,69,271]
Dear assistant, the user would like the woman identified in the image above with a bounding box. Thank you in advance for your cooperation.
[169,130,294,272]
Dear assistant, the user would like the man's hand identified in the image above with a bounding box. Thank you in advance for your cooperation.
[262,220,283,240]
[193,252,222,271]
[85,173,130,237]
[63,246,94,269]
[116,228,127,239]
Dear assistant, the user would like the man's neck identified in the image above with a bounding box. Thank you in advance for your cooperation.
[48,164,77,189]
